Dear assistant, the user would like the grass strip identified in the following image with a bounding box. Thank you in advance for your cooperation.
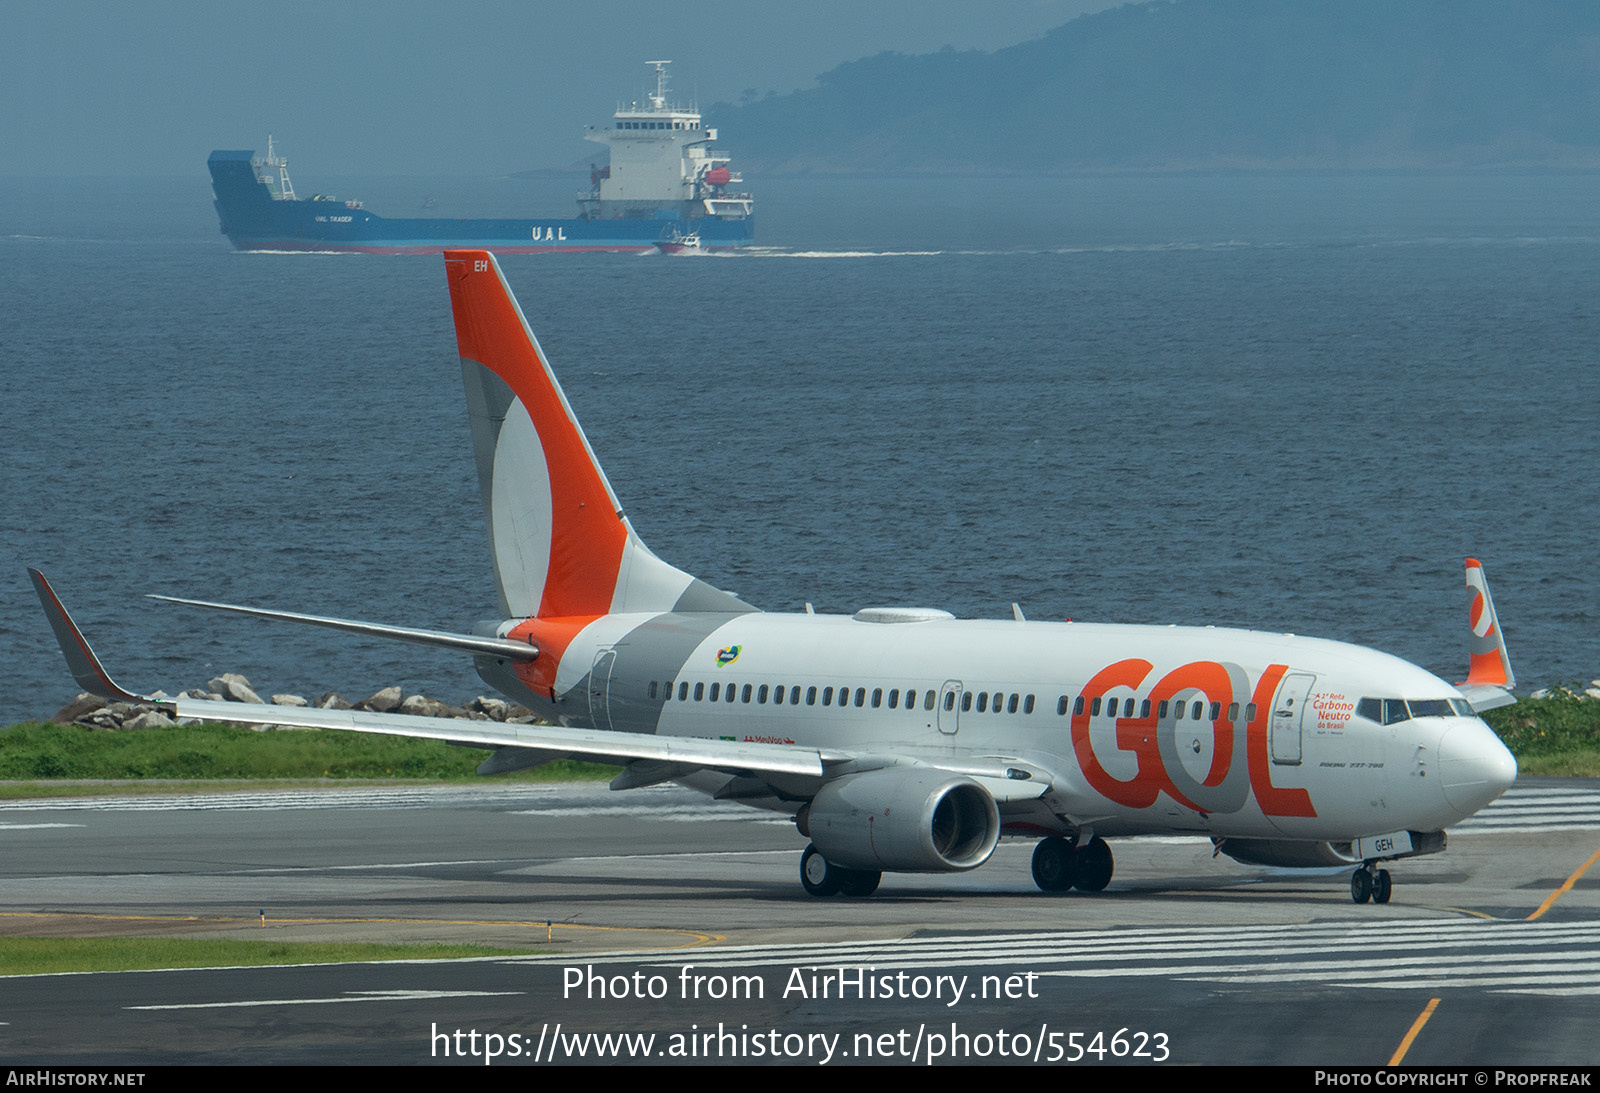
[1,689,1596,787]
[0,721,617,782]
[1483,685,1600,777]
[0,936,540,976]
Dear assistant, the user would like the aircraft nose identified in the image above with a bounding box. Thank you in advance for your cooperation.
[1438,719,1517,817]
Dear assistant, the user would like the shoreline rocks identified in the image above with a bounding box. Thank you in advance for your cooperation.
[44,674,539,730]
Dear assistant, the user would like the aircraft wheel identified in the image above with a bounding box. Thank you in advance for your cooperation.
[1373,869,1393,905]
[800,844,843,897]
[1350,868,1372,904]
[1032,837,1078,893]
[838,869,882,898]
[1074,837,1114,892]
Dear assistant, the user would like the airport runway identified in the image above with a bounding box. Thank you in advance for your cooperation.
[1,779,1596,1065]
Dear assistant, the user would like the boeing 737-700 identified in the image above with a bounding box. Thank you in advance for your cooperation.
[32,249,1519,904]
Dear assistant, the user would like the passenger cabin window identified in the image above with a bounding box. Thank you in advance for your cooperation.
[694,682,704,701]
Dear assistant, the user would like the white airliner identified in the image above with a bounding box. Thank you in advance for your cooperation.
[32,250,1519,905]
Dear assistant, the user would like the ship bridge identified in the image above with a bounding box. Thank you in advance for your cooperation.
[581,61,752,222]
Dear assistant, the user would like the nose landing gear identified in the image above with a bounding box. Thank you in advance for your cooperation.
[1350,862,1393,905]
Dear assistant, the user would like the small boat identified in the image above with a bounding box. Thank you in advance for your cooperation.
[654,229,704,255]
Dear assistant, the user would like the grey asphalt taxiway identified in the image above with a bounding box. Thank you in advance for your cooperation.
[1,779,1597,1065]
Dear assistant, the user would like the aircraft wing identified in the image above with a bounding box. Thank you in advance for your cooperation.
[32,567,1052,803]
[169,697,1054,802]
[172,696,832,776]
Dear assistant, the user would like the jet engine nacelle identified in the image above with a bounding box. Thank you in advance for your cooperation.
[802,768,1001,873]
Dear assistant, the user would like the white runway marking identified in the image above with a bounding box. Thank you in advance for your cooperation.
[5,782,1589,830]
[508,919,1600,997]
[1455,786,1600,833]
[129,989,523,1010]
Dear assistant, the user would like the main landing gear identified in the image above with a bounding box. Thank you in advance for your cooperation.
[1350,862,1393,905]
[1032,835,1114,894]
[800,843,882,898]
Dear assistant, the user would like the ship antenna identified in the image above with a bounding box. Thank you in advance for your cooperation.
[646,60,671,110]
[263,134,296,201]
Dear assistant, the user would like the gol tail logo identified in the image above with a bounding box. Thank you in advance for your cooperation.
[716,645,742,667]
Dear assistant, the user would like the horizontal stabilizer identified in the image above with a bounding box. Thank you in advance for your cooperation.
[149,594,538,662]
[1456,683,1517,713]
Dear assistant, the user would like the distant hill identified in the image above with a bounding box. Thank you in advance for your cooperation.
[707,0,1600,173]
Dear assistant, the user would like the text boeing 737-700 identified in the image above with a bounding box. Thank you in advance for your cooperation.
[32,250,1519,905]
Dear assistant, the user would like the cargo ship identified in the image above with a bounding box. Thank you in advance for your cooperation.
[207,62,754,254]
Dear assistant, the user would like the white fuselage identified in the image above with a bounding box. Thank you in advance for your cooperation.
[520,611,1514,845]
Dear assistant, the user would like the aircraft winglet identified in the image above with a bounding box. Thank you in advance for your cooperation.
[28,568,154,704]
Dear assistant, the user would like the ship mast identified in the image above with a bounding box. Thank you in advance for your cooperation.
[262,135,296,201]
[645,60,671,110]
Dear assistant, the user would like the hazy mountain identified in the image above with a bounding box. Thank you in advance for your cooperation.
[707,0,1600,173]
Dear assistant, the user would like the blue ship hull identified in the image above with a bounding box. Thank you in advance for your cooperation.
[208,151,754,253]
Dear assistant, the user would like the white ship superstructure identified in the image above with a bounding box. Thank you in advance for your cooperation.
[581,61,754,223]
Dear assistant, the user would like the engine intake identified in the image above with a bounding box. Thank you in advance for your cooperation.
[803,769,1000,872]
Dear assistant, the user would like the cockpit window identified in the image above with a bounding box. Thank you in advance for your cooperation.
[1357,696,1471,724]
[1407,699,1453,719]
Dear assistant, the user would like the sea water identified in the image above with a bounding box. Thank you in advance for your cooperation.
[1,171,1595,722]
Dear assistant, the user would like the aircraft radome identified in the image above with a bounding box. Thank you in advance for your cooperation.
[32,250,1519,905]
